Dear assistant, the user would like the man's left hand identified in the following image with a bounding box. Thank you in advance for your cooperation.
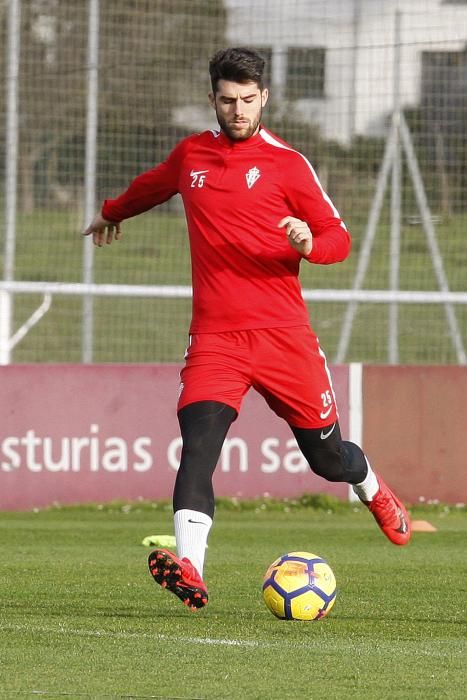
[278,216,313,256]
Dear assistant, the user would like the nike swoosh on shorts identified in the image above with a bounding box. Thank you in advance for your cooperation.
[320,405,333,420]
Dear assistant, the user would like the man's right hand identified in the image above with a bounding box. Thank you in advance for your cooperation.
[82,212,122,247]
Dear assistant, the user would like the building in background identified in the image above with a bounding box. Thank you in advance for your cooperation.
[196,0,467,144]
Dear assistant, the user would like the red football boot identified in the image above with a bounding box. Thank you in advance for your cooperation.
[361,475,411,546]
[148,548,208,611]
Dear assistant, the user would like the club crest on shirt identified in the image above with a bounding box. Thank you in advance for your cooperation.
[245,166,261,189]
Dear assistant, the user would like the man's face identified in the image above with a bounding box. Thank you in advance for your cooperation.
[209,79,268,141]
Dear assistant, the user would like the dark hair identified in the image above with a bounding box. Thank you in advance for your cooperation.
[209,47,266,92]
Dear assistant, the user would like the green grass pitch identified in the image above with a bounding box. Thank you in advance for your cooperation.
[0,500,466,699]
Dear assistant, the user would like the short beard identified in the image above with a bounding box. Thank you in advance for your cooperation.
[216,107,262,141]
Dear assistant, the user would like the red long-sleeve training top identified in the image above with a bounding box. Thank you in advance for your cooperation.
[102,126,351,334]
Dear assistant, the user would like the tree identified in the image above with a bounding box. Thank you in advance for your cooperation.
[1,0,226,212]
[12,1,88,212]
[96,0,227,194]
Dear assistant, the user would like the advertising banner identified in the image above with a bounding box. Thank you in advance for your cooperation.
[0,365,349,510]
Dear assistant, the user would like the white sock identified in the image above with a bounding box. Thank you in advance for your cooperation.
[174,508,212,578]
[352,458,380,502]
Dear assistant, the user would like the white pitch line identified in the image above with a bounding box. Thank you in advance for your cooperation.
[0,623,263,648]
[12,692,195,699]
[0,623,463,658]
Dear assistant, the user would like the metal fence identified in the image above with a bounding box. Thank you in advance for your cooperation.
[1,0,466,365]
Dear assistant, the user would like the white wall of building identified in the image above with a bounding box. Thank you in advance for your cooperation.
[225,0,467,142]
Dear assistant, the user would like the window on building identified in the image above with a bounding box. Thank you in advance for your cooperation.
[285,47,326,100]
[256,46,273,87]
[421,50,467,109]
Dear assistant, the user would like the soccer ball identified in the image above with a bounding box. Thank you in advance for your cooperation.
[262,551,337,621]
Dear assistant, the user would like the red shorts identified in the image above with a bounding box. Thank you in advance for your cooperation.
[178,326,338,429]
